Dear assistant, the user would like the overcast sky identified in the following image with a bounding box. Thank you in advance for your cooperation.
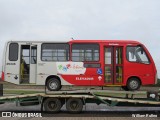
[0,0,160,77]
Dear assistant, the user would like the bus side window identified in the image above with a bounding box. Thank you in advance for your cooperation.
[126,47,137,62]
[126,46,150,64]
[41,43,69,61]
[9,43,18,61]
[72,44,99,62]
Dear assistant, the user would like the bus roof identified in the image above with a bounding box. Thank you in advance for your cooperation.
[8,40,141,44]
[69,40,141,44]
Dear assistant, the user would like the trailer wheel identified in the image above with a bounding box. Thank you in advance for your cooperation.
[127,77,141,91]
[43,98,62,113]
[46,78,61,91]
[66,98,83,113]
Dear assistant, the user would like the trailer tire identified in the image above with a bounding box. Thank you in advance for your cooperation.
[46,78,61,91]
[127,77,141,91]
[43,98,62,113]
[66,98,83,113]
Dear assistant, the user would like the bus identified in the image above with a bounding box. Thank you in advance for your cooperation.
[1,40,157,91]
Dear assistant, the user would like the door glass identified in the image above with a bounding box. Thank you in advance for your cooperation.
[21,45,30,83]
[116,48,122,64]
[105,47,112,83]
[22,49,30,64]
[115,47,123,83]
[105,66,112,83]
[116,66,123,83]
[30,46,37,84]
[31,46,37,64]
[105,48,111,64]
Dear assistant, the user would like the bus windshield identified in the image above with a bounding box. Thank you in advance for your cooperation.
[127,46,150,64]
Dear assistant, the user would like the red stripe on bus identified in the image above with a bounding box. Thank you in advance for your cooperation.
[1,72,4,81]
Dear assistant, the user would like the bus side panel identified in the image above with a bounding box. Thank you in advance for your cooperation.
[36,60,103,86]
[36,43,72,86]
[124,63,155,85]
[123,45,155,86]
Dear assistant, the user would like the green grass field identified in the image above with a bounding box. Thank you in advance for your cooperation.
[4,90,43,95]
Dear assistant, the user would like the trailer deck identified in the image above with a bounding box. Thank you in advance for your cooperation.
[0,89,160,113]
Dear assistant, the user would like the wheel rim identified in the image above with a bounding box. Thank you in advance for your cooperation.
[49,81,58,90]
[48,101,57,110]
[70,101,79,110]
[129,80,138,89]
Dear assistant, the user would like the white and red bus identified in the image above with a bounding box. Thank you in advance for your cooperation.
[1,40,157,91]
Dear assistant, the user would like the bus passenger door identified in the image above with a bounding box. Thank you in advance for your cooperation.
[104,46,123,85]
[30,45,37,84]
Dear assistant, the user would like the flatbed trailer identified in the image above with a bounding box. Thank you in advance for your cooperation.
[0,89,160,113]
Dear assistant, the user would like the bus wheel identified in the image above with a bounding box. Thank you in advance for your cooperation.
[127,78,141,91]
[46,78,61,91]
[66,98,83,113]
[43,98,62,113]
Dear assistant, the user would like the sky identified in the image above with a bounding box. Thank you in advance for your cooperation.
[0,0,160,77]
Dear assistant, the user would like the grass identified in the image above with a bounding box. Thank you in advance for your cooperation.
[4,90,43,95]
[94,91,146,98]
[4,90,146,98]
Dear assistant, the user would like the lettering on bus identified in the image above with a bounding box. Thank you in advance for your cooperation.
[6,63,16,65]
[109,43,119,46]
[56,62,86,75]
[76,77,94,80]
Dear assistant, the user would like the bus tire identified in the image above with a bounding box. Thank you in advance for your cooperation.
[46,78,61,91]
[127,77,141,91]
[43,98,62,113]
[66,98,83,113]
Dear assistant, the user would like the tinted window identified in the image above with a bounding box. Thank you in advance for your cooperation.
[22,47,30,64]
[84,63,100,68]
[105,47,112,64]
[31,46,37,64]
[126,46,150,64]
[72,44,99,62]
[9,43,18,61]
[41,43,69,61]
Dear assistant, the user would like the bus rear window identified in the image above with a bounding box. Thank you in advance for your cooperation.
[9,43,18,61]
[126,46,150,64]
